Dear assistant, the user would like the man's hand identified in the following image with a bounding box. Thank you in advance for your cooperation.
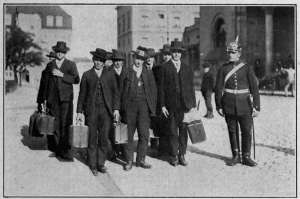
[52,69,64,77]
[217,108,224,117]
[252,108,259,117]
[113,110,120,122]
[162,106,169,118]
[76,113,85,124]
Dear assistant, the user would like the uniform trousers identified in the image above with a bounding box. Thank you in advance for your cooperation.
[124,99,150,162]
[87,103,112,169]
[224,114,253,155]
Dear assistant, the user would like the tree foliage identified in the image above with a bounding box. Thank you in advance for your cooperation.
[6,26,44,69]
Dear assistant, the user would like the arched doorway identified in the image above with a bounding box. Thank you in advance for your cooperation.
[213,18,226,48]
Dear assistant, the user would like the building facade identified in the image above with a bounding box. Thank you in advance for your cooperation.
[5,5,72,56]
[198,6,295,76]
[116,5,199,66]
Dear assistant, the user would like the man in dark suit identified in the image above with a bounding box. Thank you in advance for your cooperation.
[215,36,260,167]
[201,62,215,119]
[109,49,127,160]
[122,46,157,171]
[159,40,196,166]
[38,41,80,161]
[77,48,120,176]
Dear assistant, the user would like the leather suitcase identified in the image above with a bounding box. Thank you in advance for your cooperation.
[114,122,128,144]
[29,111,43,137]
[36,113,55,135]
[187,119,206,144]
[69,124,89,148]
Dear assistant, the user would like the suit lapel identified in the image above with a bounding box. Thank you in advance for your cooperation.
[141,67,149,91]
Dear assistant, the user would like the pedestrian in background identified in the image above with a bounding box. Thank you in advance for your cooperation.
[201,62,215,119]
[76,48,120,176]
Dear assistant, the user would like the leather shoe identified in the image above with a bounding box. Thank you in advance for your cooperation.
[91,169,98,176]
[124,161,133,171]
[136,161,152,169]
[170,158,178,167]
[242,156,257,167]
[97,165,108,173]
[227,155,241,166]
[178,155,188,166]
[60,153,74,162]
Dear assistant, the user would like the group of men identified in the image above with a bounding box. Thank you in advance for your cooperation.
[37,36,260,177]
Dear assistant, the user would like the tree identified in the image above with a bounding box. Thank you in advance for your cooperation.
[6,26,43,70]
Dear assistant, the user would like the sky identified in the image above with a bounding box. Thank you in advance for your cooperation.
[61,5,117,59]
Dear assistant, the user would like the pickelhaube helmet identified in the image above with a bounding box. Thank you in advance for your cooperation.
[226,36,241,53]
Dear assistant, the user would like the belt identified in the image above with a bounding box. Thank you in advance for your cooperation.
[224,88,249,94]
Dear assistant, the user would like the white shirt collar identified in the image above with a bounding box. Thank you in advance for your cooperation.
[94,67,103,78]
[172,59,181,72]
[114,66,122,76]
[133,65,143,78]
[55,58,65,69]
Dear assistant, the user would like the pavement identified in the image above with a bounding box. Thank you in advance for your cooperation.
[3,66,297,197]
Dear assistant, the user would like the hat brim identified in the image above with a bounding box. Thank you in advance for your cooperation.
[52,46,69,53]
[90,52,106,61]
[170,48,186,53]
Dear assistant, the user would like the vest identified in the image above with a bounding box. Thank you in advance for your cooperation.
[95,77,105,105]
[135,76,147,101]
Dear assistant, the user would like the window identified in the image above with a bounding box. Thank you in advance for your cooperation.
[122,15,125,33]
[174,16,180,20]
[46,15,54,27]
[142,36,148,41]
[5,14,12,26]
[56,16,63,27]
[142,15,148,19]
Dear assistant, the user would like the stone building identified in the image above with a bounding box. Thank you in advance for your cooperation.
[198,6,295,76]
[5,5,72,56]
[116,5,199,66]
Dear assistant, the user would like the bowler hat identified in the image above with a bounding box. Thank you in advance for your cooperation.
[52,41,70,53]
[132,46,147,60]
[160,44,171,55]
[170,39,185,52]
[111,49,125,61]
[46,51,56,58]
[146,48,156,58]
[90,48,107,61]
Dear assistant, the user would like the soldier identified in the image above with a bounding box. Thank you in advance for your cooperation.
[38,41,80,161]
[215,36,260,167]
[109,49,127,159]
[76,48,120,176]
[122,46,157,171]
[159,40,196,166]
[201,62,215,119]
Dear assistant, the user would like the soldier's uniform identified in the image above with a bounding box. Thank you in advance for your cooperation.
[215,37,260,167]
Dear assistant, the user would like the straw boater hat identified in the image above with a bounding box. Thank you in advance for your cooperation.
[111,49,125,61]
[226,36,242,53]
[132,46,147,60]
[52,41,70,53]
[90,48,107,61]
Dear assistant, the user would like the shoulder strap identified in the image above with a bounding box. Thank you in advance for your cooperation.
[224,62,245,85]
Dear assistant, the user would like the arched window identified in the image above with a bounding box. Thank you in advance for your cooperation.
[213,18,226,48]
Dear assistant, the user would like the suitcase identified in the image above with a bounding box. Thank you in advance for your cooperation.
[29,111,43,137]
[114,122,128,144]
[36,113,55,135]
[69,123,89,148]
[187,119,206,144]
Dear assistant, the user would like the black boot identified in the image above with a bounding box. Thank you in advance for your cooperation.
[124,161,133,171]
[227,150,241,166]
[242,155,257,167]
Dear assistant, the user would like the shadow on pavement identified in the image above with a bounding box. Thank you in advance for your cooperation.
[256,143,295,156]
[20,125,47,150]
[187,145,231,163]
